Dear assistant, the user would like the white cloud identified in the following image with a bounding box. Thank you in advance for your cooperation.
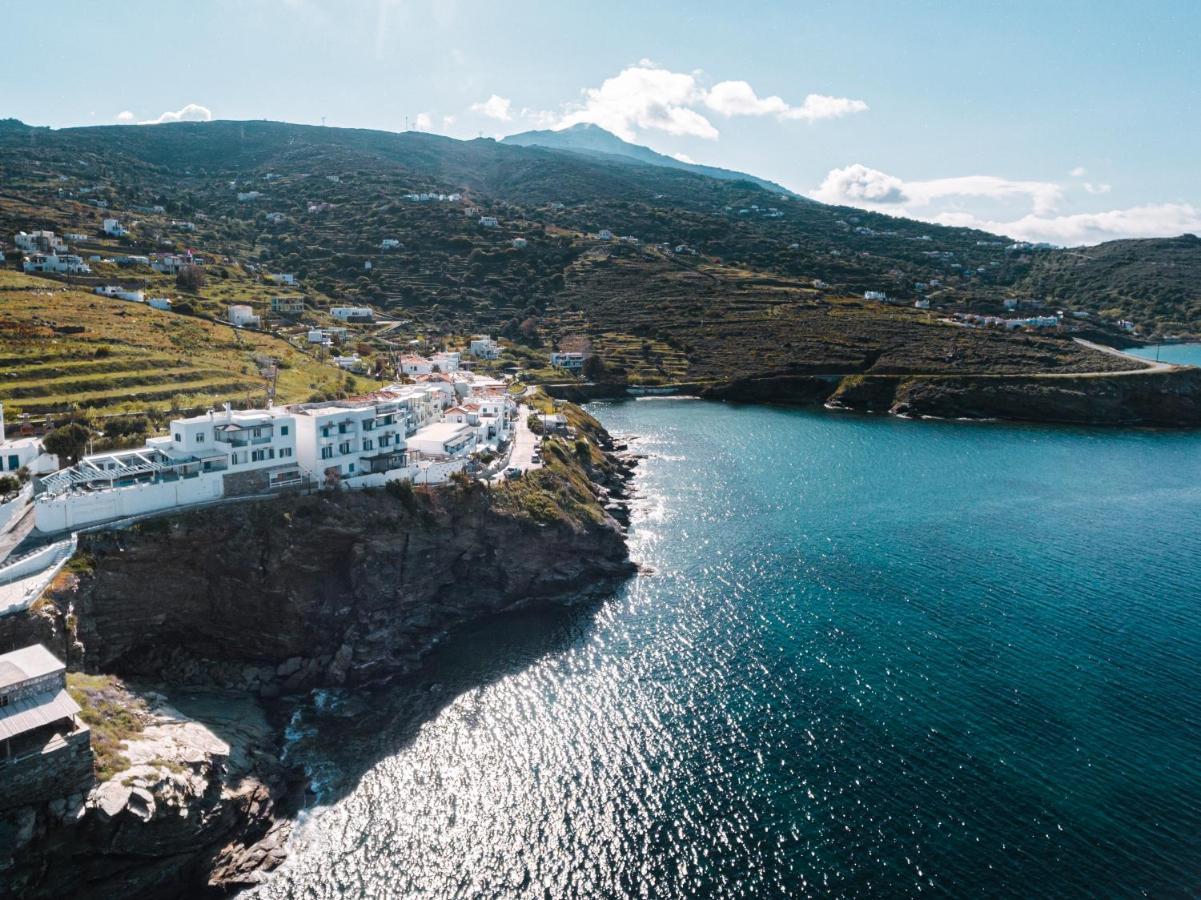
[413,112,433,130]
[1069,166,1087,177]
[778,93,869,122]
[139,103,213,125]
[812,164,1062,215]
[935,204,1201,246]
[704,81,789,117]
[551,65,866,141]
[470,95,512,121]
[115,110,135,123]
[672,152,697,164]
[442,114,456,128]
[558,65,716,140]
[812,164,908,205]
[811,163,1190,245]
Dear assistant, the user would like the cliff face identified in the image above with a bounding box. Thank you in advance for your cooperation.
[702,369,1201,427]
[0,414,637,899]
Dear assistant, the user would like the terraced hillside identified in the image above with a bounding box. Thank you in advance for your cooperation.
[0,271,376,420]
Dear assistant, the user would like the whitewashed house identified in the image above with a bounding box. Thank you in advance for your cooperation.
[401,355,433,376]
[380,238,401,250]
[406,421,476,459]
[330,306,374,322]
[14,231,67,254]
[268,273,296,286]
[102,218,126,237]
[511,238,527,249]
[431,351,461,373]
[914,298,930,309]
[291,399,410,486]
[598,229,614,241]
[479,216,499,228]
[550,351,585,371]
[468,336,500,359]
[228,305,261,328]
[264,212,286,224]
[23,253,90,275]
[237,191,261,202]
[271,296,305,315]
[864,291,887,301]
[0,405,58,476]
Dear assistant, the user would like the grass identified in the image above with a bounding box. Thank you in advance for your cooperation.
[0,276,385,418]
[65,672,147,782]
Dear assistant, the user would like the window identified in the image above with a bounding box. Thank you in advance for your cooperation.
[196,433,205,443]
[363,439,374,451]
[280,425,289,436]
[174,433,182,443]
[339,442,351,455]
[280,448,292,458]
[349,463,355,473]
[320,446,333,460]
[6,455,17,470]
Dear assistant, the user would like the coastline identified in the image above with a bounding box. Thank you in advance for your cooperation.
[0,404,638,899]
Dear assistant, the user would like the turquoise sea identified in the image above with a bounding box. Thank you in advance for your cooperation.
[256,392,1201,898]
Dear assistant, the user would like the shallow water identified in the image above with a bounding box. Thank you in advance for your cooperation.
[1128,340,1201,366]
[253,400,1201,898]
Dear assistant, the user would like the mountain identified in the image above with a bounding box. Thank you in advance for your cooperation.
[503,123,800,197]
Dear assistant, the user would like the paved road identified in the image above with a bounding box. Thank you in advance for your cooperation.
[490,404,542,482]
[1073,338,1177,373]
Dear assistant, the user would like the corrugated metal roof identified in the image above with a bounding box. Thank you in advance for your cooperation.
[0,644,65,691]
[0,688,80,741]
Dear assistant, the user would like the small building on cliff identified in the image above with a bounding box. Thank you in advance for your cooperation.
[0,644,93,811]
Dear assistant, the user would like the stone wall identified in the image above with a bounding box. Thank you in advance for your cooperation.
[0,726,93,812]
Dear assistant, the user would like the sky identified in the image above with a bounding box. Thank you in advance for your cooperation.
[6,0,1200,246]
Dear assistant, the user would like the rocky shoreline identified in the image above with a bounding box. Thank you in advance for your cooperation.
[0,408,638,899]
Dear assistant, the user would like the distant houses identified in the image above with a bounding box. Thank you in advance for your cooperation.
[24,252,90,275]
[14,230,66,254]
[864,290,887,302]
[102,218,126,237]
[268,272,296,286]
[270,296,305,315]
[330,306,374,323]
[550,351,585,372]
[469,335,500,359]
[479,216,499,228]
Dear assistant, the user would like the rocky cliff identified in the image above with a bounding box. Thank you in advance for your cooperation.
[0,408,636,899]
[702,368,1201,427]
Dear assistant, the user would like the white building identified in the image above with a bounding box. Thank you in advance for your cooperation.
[150,253,189,274]
[0,405,58,476]
[597,229,614,241]
[333,355,362,371]
[102,218,126,237]
[264,212,286,224]
[914,298,930,309]
[550,351,585,371]
[431,351,461,373]
[511,238,527,249]
[271,296,305,315]
[864,291,887,301]
[479,216,499,228]
[34,406,302,532]
[237,191,261,202]
[268,273,296,286]
[23,253,90,275]
[406,421,476,459]
[401,355,433,376]
[380,238,401,250]
[14,231,67,254]
[228,305,261,328]
[148,297,173,311]
[468,336,500,359]
[291,399,411,486]
[330,306,374,322]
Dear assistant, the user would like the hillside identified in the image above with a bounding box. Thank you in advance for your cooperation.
[0,270,374,422]
[0,117,1196,397]
[502,123,799,197]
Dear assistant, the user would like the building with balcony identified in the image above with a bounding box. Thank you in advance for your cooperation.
[291,398,411,487]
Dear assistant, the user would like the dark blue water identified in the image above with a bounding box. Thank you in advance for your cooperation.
[256,400,1201,898]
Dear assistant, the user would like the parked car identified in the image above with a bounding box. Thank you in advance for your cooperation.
[504,466,523,479]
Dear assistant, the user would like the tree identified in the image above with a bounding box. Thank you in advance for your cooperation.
[43,422,91,466]
[582,354,607,380]
[176,265,206,292]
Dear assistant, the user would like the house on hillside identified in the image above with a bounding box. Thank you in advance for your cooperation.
[268,272,296,286]
[271,296,305,315]
[431,351,461,373]
[102,218,126,237]
[407,421,476,459]
[330,306,374,323]
[864,290,887,301]
[0,404,59,475]
[14,231,67,254]
[380,238,401,250]
[237,191,261,202]
[469,336,500,359]
[23,253,90,275]
[511,237,527,249]
[401,355,433,376]
[264,212,286,224]
[229,305,261,328]
[550,351,585,372]
[598,229,614,240]
[479,216,499,228]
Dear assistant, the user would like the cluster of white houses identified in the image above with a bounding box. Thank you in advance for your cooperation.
[31,374,518,533]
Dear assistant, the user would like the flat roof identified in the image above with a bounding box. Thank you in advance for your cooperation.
[0,687,81,742]
[412,421,472,442]
[0,644,66,691]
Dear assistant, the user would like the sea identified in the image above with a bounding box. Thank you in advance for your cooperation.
[253,356,1201,899]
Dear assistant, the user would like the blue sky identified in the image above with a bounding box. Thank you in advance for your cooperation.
[6,0,1200,245]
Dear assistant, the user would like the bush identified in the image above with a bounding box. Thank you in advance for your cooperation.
[0,475,20,496]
